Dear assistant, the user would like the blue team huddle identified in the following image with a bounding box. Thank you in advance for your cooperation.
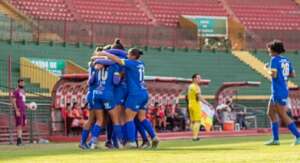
[79,39,159,149]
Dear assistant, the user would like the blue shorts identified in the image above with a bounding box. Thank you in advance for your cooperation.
[114,85,128,106]
[270,96,288,106]
[86,90,115,110]
[125,92,148,112]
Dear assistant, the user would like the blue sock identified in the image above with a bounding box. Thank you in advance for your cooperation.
[125,121,136,143]
[287,122,300,138]
[135,119,148,142]
[106,123,113,143]
[135,126,138,143]
[112,125,123,147]
[89,124,95,132]
[91,124,102,144]
[112,133,118,148]
[80,129,89,145]
[141,119,156,139]
[115,125,123,140]
[271,122,279,141]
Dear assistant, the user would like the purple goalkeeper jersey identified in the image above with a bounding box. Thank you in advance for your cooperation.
[13,88,26,112]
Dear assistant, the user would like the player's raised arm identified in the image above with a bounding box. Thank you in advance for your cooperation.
[93,52,123,65]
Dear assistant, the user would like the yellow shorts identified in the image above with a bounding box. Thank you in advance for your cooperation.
[188,103,202,122]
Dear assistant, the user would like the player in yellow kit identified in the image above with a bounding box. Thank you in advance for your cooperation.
[187,74,211,141]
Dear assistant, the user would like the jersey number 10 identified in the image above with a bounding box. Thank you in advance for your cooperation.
[98,68,108,81]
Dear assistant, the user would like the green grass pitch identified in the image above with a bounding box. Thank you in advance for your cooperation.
[0,134,299,163]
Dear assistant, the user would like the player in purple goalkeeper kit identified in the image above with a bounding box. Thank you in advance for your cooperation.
[11,79,35,146]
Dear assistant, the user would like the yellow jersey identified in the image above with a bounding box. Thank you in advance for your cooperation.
[187,83,201,104]
[187,83,202,121]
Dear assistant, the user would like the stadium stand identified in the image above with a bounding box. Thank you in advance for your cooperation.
[11,0,150,25]
[227,0,300,30]
[0,41,271,96]
[250,51,300,85]
[0,12,33,41]
[142,48,270,96]
[226,0,300,49]
[231,51,297,88]
[6,0,300,50]
[10,0,74,21]
[145,0,228,27]
[10,0,228,26]
[72,0,151,25]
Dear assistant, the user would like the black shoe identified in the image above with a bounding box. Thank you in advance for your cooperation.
[192,137,200,141]
[16,138,22,146]
[136,140,139,148]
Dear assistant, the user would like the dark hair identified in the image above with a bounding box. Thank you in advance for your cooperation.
[18,79,24,83]
[192,73,200,80]
[225,99,231,105]
[95,46,104,52]
[111,38,125,50]
[128,48,143,59]
[267,40,285,54]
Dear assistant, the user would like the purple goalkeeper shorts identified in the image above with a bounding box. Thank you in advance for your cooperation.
[14,111,26,127]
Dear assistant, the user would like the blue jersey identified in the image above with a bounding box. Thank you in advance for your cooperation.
[105,49,127,59]
[106,48,128,93]
[270,55,294,98]
[94,65,118,100]
[121,59,147,95]
[87,64,99,91]
[106,48,127,81]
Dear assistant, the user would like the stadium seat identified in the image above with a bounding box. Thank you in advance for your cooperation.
[227,0,300,49]
[71,0,150,25]
[11,0,74,21]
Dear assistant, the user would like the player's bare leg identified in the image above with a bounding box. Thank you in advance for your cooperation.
[276,104,300,146]
[16,125,23,146]
[89,110,104,149]
[119,105,126,125]
[79,111,95,149]
[276,104,292,125]
[191,121,201,141]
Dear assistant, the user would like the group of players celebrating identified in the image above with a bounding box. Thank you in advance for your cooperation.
[10,38,300,148]
[79,39,159,150]
[78,38,300,150]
